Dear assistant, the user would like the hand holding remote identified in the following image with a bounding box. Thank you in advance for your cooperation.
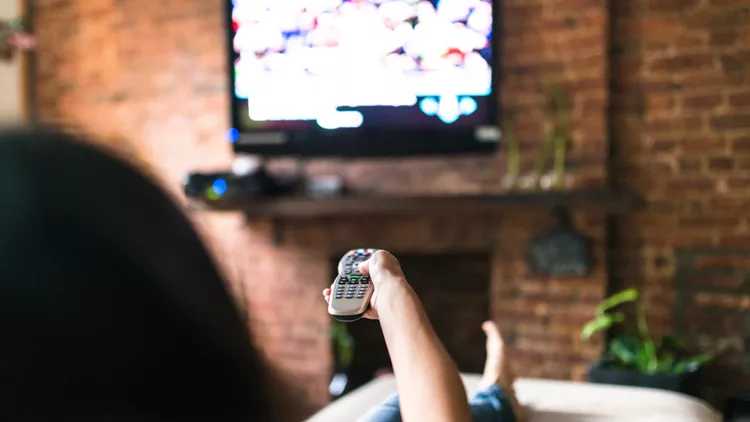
[324,250,406,321]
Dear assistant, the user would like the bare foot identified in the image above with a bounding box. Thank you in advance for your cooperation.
[479,321,525,421]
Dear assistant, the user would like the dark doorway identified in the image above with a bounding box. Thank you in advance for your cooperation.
[331,253,491,395]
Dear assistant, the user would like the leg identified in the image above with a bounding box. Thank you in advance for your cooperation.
[359,392,402,422]
[468,384,518,422]
[362,321,523,422]
[474,321,524,422]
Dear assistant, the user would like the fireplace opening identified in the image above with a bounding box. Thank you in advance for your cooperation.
[331,253,491,395]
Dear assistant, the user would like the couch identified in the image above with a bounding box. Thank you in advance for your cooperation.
[306,373,722,422]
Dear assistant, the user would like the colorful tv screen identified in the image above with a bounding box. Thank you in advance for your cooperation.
[229,0,494,133]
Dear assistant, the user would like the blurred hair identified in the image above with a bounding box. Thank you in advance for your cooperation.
[0,128,272,420]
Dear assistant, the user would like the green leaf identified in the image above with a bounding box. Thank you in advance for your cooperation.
[643,338,658,374]
[658,334,688,353]
[655,353,676,374]
[597,288,639,315]
[634,342,652,373]
[673,352,713,374]
[672,361,689,375]
[581,313,616,341]
[609,334,642,366]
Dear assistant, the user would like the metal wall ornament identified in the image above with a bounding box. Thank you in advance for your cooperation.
[528,209,592,277]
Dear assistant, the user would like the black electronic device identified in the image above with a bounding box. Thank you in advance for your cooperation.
[183,167,298,200]
[224,0,502,157]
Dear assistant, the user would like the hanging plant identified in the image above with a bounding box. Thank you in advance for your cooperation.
[0,19,35,63]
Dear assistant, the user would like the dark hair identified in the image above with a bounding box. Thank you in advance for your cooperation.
[0,128,271,420]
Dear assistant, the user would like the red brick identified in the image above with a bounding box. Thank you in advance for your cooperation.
[710,0,750,5]
[711,114,750,130]
[618,17,682,40]
[681,137,728,154]
[720,50,750,73]
[683,93,724,109]
[729,92,750,107]
[645,116,703,132]
[732,137,750,151]
[648,0,700,11]
[718,236,750,247]
[727,177,750,189]
[682,72,745,90]
[710,29,738,46]
[649,53,715,73]
[681,217,742,230]
[708,157,734,171]
[710,197,750,211]
[665,177,716,192]
[647,94,676,111]
[679,158,703,173]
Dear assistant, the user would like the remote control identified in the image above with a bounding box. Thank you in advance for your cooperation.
[328,248,378,322]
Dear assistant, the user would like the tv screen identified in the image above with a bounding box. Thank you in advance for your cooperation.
[226,0,500,157]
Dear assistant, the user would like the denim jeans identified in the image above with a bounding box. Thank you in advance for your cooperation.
[360,384,517,422]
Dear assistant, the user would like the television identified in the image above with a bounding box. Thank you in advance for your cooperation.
[225,0,501,157]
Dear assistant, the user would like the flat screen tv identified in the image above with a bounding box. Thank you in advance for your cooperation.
[226,0,501,157]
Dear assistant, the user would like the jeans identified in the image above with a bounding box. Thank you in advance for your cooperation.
[360,384,517,422]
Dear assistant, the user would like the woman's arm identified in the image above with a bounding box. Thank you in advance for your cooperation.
[324,251,470,422]
[376,274,471,422]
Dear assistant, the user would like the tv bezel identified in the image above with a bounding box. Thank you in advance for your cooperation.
[224,0,502,158]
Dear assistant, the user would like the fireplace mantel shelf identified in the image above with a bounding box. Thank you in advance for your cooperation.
[187,189,643,219]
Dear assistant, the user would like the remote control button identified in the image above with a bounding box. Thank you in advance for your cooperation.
[361,279,369,284]
[356,295,364,299]
[344,269,352,274]
[346,295,354,299]
[361,276,370,281]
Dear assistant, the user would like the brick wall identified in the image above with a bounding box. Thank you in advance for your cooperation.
[32,0,612,420]
[611,0,750,404]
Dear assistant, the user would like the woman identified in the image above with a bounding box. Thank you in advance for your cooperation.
[0,127,520,421]
[0,128,271,420]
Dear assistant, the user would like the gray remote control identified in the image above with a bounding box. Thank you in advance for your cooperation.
[328,248,378,322]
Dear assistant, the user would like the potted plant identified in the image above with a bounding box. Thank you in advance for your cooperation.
[329,321,355,399]
[0,19,35,63]
[581,288,714,396]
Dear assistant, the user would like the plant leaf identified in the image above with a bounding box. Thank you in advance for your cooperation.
[656,353,676,374]
[672,361,689,375]
[635,342,651,373]
[643,338,658,374]
[609,335,641,366]
[682,352,713,373]
[658,334,688,353]
[597,288,639,315]
[581,314,616,341]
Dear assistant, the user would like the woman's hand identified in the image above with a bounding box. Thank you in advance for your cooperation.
[322,250,406,320]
